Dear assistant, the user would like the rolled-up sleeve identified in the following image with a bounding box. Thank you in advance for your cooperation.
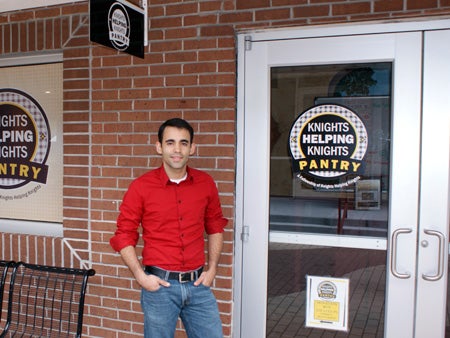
[110,182,142,252]
[204,178,228,235]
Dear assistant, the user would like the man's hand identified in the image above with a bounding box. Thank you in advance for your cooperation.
[119,246,170,291]
[136,270,171,291]
[194,267,216,287]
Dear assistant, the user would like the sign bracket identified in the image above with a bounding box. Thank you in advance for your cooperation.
[141,0,148,47]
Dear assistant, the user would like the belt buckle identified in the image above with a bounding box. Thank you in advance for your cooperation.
[179,271,194,283]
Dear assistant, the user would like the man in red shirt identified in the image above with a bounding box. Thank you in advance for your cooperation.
[110,118,228,338]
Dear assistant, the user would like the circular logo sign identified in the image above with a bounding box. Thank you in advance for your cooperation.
[108,2,131,51]
[317,281,337,300]
[289,104,368,189]
[0,89,50,189]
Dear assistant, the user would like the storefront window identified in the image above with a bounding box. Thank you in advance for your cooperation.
[270,63,391,238]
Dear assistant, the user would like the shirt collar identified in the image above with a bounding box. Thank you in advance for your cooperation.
[158,165,193,186]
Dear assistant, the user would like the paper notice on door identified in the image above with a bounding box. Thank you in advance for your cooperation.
[306,275,349,331]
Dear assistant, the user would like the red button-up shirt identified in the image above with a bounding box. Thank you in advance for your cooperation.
[110,166,228,271]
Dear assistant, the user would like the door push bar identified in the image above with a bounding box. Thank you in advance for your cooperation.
[422,229,446,282]
[390,228,412,279]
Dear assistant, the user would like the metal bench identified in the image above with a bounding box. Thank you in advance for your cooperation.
[0,261,13,324]
[0,262,95,338]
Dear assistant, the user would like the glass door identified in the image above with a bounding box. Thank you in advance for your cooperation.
[236,22,450,338]
[268,62,391,337]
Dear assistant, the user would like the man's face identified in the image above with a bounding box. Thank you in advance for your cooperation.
[156,126,195,178]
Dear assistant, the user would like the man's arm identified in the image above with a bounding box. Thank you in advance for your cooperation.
[120,245,170,290]
[195,232,223,286]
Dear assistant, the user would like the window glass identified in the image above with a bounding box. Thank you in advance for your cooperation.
[270,63,391,238]
[0,62,63,236]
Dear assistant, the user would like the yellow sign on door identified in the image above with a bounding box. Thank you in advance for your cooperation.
[306,275,349,331]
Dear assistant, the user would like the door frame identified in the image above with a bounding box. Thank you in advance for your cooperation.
[234,18,450,338]
[414,28,450,337]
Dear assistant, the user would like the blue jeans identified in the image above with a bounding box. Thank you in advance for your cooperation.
[141,280,223,338]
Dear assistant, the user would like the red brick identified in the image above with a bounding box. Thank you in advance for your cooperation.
[408,0,438,9]
[166,2,198,15]
[9,10,35,21]
[150,40,183,52]
[150,16,183,29]
[166,98,199,109]
[333,2,371,15]
[199,49,235,61]
[36,7,61,18]
[220,11,253,23]
[199,73,235,84]
[165,27,197,39]
[236,0,270,10]
[150,64,182,75]
[64,90,89,100]
[151,87,182,98]
[102,79,133,90]
[200,1,225,12]
[184,86,216,97]
[165,51,197,63]
[166,75,198,87]
[256,8,291,21]
[200,25,235,37]
[374,0,403,12]
[184,14,218,26]
[294,5,330,17]
[184,62,217,74]
[184,38,218,50]
[273,0,307,4]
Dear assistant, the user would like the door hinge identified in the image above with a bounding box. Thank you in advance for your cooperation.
[245,36,252,51]
[241,225,249,242]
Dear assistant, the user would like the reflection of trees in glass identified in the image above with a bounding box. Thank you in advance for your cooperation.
[333,68,377,96]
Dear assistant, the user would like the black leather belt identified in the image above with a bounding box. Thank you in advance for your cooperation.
[145,266,203,283]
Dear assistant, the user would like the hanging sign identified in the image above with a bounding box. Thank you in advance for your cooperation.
[89,0,146,58]
[305,275,349,331]
[289,104,368,189]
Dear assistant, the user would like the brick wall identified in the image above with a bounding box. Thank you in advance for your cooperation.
[1,1,450,337]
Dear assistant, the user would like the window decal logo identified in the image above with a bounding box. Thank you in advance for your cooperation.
[289,104,368,189]
[0,89,50,189]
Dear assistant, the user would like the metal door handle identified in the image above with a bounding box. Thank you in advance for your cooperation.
[390,228,412,279]
[422,229,446,281]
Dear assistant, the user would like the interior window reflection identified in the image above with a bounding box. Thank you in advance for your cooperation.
[270,63,391,238]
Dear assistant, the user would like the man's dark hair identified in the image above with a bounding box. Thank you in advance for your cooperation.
[158,118,194,143]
